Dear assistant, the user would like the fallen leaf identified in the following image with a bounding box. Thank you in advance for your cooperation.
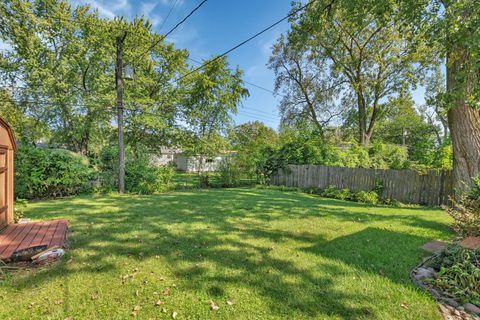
[155,300,164,306]
[131,305,141,317]
[55,300,64,305]
[161,307,167,313]
[226,300,234,306]
[401,302,409,310]
[162,288,170,295]
[172,311,177,319]
[91,293,98,300]
[159,276,165,281]
[208,300,220,311]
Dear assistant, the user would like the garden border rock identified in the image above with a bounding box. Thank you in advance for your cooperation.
[411,253,480,320]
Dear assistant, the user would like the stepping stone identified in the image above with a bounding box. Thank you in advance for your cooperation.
[422,240,447,253]
[459,236,480,250]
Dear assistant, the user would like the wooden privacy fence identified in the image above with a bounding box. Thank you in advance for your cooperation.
[270,165,453,206]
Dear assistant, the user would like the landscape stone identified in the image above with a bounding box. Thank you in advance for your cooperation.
[415,267,434,280]
[464,303,480,315]
[444,298,460,308]
[422,240,447,253]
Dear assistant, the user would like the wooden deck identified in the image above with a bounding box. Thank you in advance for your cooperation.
[0,220,68,261]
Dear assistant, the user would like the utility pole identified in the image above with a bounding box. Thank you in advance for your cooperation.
[115,31,127,193]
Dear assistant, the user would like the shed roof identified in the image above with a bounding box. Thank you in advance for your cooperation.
[0,117,17,151]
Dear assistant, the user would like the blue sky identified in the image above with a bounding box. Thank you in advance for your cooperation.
[76,0,427,129]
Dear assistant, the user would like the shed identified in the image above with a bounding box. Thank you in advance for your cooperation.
[0,117,16,229]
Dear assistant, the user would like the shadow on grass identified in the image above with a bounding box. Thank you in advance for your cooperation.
[5,188,451,319]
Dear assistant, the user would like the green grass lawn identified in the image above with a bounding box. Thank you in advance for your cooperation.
[0,188,452,319]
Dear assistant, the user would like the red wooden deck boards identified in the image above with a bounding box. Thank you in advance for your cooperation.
[0,220,69,261]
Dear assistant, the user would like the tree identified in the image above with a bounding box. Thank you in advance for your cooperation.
[0,0,188,154]
[281,0,432,145]
[229,121,278,176]
[268,35,345,139]
[179,56,248,173]
[422,67,449,145]
[442,0,480,191]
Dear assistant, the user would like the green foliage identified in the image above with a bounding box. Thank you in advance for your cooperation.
[15,146,94,199]
[217,158,242,188]
[98,145,174,194]
[369,142,409,170]
[230,121,278,178]
[180,56,248,172]
[355,191,380,205]
[13,199,28,223]
[321,186,352,200]
[427,245,480,306]
[319,185,379,205]
[126,162,175,195]
[0,0,189,153]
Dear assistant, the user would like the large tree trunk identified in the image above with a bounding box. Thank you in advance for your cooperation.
[447,99,480,192]
[446,44,480,193]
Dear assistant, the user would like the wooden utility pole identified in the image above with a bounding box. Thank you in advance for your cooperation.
[115,32,127,193]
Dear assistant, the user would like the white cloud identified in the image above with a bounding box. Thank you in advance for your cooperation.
[76,0,132,19]
[139,2,163,27]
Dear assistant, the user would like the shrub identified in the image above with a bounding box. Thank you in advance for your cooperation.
[426,245,480,306]
[98,145,174,194]
[126,162,175,194]
[217,157,242,187]
[355,190,379,205]
[321,185,352,200]
[15,146,94,199]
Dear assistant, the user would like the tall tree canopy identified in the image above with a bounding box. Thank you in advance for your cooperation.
[0,0,189,154]
[179,56,248,172]
[275,0,479,190]
[274,0,433,145]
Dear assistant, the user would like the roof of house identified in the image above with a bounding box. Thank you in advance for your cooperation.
[160,147,183,154]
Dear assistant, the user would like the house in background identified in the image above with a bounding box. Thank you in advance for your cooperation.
[152,147,236,172]
[150,147,182,166]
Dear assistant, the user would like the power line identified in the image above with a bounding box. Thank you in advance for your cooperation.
[187,57,281,97]
[173,0,321,85]
[157,0,181,33]
[134,0,208,63]
[242,106,280,118]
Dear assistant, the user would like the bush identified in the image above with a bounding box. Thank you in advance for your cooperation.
[355,191,380,205]
[15,146,94,199]
[426,245,480,306]
[98,145,174,194]
[217,158,242,187]
[321,185,352,200]
[126,162,175,194]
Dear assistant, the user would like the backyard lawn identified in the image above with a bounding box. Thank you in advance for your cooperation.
[0,188,452,319]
